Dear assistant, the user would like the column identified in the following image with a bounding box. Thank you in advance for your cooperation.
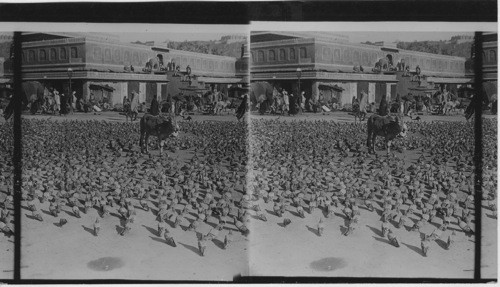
[368,82,376,104]
[156,83,162,100]
[311,81,320,103]
[386,83,392,102]
[82,81,90,101]
[139,82,146,103]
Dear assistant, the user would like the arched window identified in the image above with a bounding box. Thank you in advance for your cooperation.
[50,48,57,61]
[353,50,360,64]
[124,51,130,63]
[289,48,295,60]
[269,50,276,61]
[70,47,78,58]
[279,49,286,61]
[113,49,121,62]
[94,47,102,60]
[132,52,139,65]
[60,48,67,60]
[334,49,341,62]
[361,52,368,65]
[104,49,111,61]
[343,49,350,63]
[490,50,496,62]
[299,47,307,59]
[39,49,47,61]
[28,50,35,62]
[258,50,265,62]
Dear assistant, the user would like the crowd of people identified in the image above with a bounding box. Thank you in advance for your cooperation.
[248,117,497,258]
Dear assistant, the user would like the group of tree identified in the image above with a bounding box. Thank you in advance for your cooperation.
[165,39,245,58]
[396,37,472,58]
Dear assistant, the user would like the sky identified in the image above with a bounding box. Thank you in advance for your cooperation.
[0,31,469,44]
[343,32,474,44]
[0,22,493,44]
[119,31,471,44]
[117,32,245,43]
[251,22,496,43]
[0,23,248,43]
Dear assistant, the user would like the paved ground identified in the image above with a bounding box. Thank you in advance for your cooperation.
[248,110,497,279]
[18,111,248,280]
[0,110,496,280]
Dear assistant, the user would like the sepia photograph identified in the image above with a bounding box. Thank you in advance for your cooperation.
[3,24,250,280]
[247,24,497,279]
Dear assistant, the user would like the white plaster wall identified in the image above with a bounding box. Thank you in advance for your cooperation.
[335,82,357,106]
[368,83,376,104]
[156,83,162,99]
[139,82,146,103]
[386,83,392,101]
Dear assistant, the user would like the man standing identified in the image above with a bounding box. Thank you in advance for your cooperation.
[289,93,297,116]
[282,90,289,115]
[150,95,160,116]
[60,93,67,115]
[54,90,61,115]
[68,91,75,114]
[378,95,389,116]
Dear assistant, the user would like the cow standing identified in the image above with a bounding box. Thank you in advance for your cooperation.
[366,115,407,154]
[139,114,180,155]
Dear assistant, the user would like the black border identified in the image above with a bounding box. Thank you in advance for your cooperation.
[0,1,497,23]
[2,1,497,284]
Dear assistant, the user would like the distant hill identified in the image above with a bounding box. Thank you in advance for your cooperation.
[165,39,246,58]
[396,37,472,58]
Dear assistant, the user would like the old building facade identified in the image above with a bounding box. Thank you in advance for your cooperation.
[14,32,245,106]
[250,32,469,106]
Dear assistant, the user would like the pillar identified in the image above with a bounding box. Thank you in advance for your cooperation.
[82,81,90,101]
[311,81,320,103]
[386,83,392,102]
[368,82,376,104]
[156,83,162,100]
[139,82,146,103]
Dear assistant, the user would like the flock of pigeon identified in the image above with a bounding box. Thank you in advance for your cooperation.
[0,114,497,261]
[248,117,497,257]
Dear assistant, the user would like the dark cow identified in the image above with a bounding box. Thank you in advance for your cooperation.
[366,114,407,154]
[139,114,180,155]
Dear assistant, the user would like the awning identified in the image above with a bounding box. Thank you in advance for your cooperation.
[319,84,344,92]
[197,77,244,84]
[89,83,115,92]
[427,77,472,84]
